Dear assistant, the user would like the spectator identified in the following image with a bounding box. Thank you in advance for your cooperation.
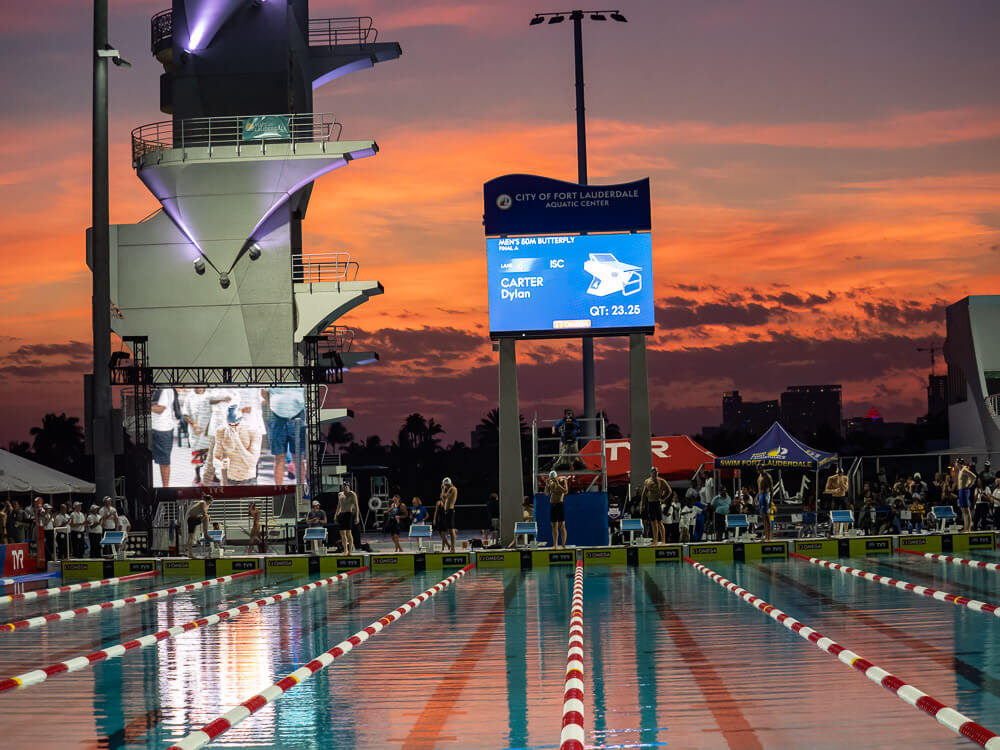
[411,497,428,524]
[679,499,699,543]
[0,502,7,545]
[69,501,86,558]
[907,496,926,532]
[7,500,24,543]
[54,503,70,559]
[41,503,55,561]
[973,479,993,531]
[99,496,119,542]
[118,509,131,550]
[685,480,700,505]
[86,504,102,558]
[664,493,681,543]
[213,406,262,485]
[709,486,731,541]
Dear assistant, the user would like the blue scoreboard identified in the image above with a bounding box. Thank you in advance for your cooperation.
[486,232,654,339]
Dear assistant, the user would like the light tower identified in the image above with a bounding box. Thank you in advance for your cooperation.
[91,1,400,496]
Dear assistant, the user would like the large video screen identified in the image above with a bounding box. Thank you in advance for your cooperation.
[487,232,655,338]
[150,386,308,488]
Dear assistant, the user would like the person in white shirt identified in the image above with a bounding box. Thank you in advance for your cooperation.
[86,505,102,558]
[151,388,178,486]
[54,503,70,560]
[69,501,87,558]
[117,512,131,554]
[203,388,239,484]
[99,496,119,535]
[41,504,55,561]
[679,500,701,543]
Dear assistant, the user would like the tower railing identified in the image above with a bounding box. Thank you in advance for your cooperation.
[131,113,343,165]
[292,252,359,284]
[987,394,1000,419]
[150,8,172,55]
[308,17,377,46]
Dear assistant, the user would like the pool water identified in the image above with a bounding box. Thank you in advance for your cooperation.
[0,551,998,749]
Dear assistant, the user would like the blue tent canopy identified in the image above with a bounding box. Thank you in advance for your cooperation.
[716,422,837,470]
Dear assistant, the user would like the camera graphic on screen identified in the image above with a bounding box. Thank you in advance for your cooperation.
[583,253,643,297]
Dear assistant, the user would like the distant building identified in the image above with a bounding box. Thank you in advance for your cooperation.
[721,390,779,436]
[944,296,1000,454]
[780,385,842,440]
[927,374,948,420]
[844,407,908,444]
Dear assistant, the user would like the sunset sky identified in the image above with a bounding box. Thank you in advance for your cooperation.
[2,0,1000,447]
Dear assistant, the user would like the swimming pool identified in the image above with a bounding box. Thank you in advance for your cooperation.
[0,550,998,748]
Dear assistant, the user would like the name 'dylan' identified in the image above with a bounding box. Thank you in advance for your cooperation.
[501,275,543,300]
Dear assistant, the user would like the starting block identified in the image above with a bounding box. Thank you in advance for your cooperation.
[303,526,327,554]
[515,522,538,548]
[201,529,225,557]
[725,514,749,541]
[931,506,959,533]
[830,509,855,536]
[101,531,126,559]
[409,523,432,550]
[620,517,644,546]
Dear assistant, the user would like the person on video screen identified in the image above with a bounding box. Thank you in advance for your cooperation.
[262,387,305,485]
[213,405,262,485]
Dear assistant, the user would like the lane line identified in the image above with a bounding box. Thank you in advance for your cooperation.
[166,564,476,750]
[753,564,1000,699]
[399,575,523,749]
[687,557,1000,749]
[790,553,1000,617]
[0,569,260,631]
[0,570,157,606]
[641,572,763,750]
[898,549,1000,572]
[0,568,367,692]
[560,561,585,750]
[872,557,999,601]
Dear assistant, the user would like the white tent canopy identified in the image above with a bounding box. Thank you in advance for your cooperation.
[0,449,96,494]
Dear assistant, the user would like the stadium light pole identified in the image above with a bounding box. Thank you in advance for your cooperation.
[92,0,130,499]
[529,9,627,438]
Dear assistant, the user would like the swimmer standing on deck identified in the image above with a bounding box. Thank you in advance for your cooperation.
[185,495,213,557]
[640,467,669,546]
[757,470,774,541]
[546,470,569,548]
[441,478,458,553]
[336,490,359,555]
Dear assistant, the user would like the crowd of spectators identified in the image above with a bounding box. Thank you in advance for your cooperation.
[0,495,130,559]
[835,460,1000,535]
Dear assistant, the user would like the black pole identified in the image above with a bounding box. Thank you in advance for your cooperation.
[573,13,596,438]
[92,0,115,499]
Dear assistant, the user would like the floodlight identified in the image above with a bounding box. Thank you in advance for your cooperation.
[248,242,262,261]
[548,14,565,23]
[529,15,545,25]
[193,258,206,275]
[219,272,230,289]
[610,12,627,22]
[590,13,607,20]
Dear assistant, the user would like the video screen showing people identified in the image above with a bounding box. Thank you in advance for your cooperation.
[150,386,308,488]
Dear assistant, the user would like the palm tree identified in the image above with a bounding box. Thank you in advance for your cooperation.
[424,418,445,451]
[399,413,428,450]
[29,413,86,476]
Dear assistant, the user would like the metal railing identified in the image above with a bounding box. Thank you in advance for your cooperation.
[131,113,343,164]
[292,252,359,283]
[308,16,377,46]
[151,8,172,55]
[320,325,355,352]
[987,394,1000,419]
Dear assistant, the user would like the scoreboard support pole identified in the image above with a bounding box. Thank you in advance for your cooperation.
[498,338,525,547]
[628,333,652,499]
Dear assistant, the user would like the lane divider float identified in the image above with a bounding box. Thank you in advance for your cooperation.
[686,557,1000,748]
[898,548,1000,572]
[790,553,1000,617]
[0,570,158,607]
[0,569,261,632]
[0,567,367,692]
[166,563,475,750]
[560,560,585,750]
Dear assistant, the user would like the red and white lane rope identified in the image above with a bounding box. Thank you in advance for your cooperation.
[560,560,585,750]
[898,548,1000,572]
[166,563,475,750]
[0,568,261,632]
[0,570,158,607]
[790,553,1000,617]
[686,557,1000,748]
[0,567,366,692]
